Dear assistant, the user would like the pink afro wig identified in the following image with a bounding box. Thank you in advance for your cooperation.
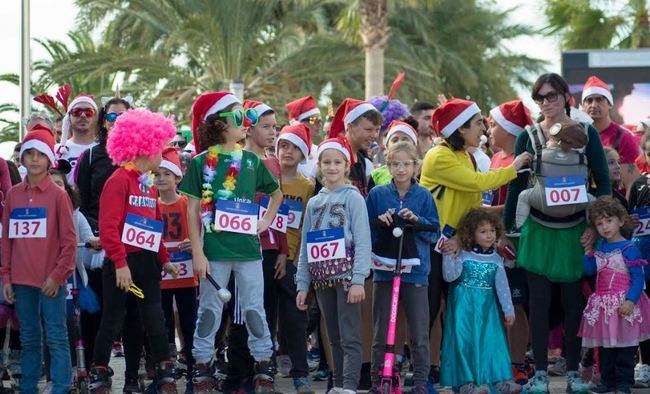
[107,108,177,165]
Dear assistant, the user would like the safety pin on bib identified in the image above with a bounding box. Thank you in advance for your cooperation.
[129,284,144,299]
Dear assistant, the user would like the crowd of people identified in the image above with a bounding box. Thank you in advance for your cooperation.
[2,71,650,394]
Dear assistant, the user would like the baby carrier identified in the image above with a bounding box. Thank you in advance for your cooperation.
[525,123,590,228]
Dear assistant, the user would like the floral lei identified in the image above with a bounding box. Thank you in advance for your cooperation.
[201,143,243,232]
[123,162,155,193]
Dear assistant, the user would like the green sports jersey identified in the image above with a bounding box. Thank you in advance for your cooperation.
[179,149,279,261]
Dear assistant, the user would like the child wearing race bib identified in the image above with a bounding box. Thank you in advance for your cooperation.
[295,136,372,394]
[579,196,650,394]
[441,208,520,394]
[90,109,179,393]
[1,126,77,394]
[155,147,198,392]
[180,92,283,393]
[366,142,439,392]
[514,122,595,229]
[275,124,316,393]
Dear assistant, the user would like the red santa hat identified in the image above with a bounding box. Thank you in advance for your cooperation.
[432,98,481,138]
[276,124,312,164]
[328,98,380,138]
[317,136,355,165]
[159,147,182,177]
[385,120,418,146]
[21,124,55,165]
[582,76,613,106]
[58,93,98,158]
[191,91,241,152]
[243,99,273,127]
[489,100,532,137]
[285,96,320,126]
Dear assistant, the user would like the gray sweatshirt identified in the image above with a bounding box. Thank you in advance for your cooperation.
[296,184,371,292]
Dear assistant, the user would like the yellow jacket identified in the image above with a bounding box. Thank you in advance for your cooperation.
[420,144,517,229]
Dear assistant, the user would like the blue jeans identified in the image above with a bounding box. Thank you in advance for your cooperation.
[14,284,71,394]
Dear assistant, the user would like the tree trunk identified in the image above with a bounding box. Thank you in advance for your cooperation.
[365,46,384,98]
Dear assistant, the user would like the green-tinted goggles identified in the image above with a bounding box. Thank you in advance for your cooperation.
[219,108,258,128]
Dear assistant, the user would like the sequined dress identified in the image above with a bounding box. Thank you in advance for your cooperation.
[579,241,650,348]
[440,249,514,389]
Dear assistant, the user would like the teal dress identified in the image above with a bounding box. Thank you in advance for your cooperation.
[441,249,514,390]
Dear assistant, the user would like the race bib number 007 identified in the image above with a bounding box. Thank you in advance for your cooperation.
[306,228,346,263]
[121,213,163,252]
[9,207,47,238]
[544,176,588,207]
[214,200,259,235]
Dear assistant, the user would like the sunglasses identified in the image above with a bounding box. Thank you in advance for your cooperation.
[70,108,95,118]
[104,112,124,122]
[307,116,322,125]
[171,140,188,148]
[532,92,560,105]
[219,108,259,128]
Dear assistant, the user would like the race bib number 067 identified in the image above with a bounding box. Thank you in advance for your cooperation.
[306,228,346,263]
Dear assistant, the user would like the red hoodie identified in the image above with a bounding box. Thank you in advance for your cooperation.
[99,167,169,269]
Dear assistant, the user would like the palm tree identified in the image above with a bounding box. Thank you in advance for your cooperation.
[543,0,650,49]
[357,0,390,99]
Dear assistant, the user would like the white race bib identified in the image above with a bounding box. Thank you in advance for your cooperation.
[633,208,650,237]
[121,213,163,252]
[162,242,194,281]
[434,225,456,254]
[214,200,259,235]
[259,196,289,233]
[9,207,47,238]
[306,228,346,263]
[284,198,304,229]
[544,176,588,207]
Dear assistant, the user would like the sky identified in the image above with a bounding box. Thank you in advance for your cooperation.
[0,0,561,119]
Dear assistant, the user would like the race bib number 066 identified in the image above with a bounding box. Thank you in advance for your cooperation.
[214,200,259,235]
[306,228,346,263]
[9,207,47,239]
[121,213,163,252]
[544,176,588,207]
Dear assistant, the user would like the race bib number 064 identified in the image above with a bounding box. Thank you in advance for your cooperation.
[544,176,588,207]
[121,213,163,252]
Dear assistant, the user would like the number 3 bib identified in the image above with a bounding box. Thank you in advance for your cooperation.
[121,213,163,252]
[9,208,47,238]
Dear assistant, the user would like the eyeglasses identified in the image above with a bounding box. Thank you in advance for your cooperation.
[307,116,322,125]
[219,108,259,128]
[532,92,560,105]
[71,108,95,118]
[387,160,416,169]
[104,112,124,122]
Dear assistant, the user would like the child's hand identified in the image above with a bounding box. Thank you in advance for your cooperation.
[399,208,418,223]
[163,262,179,278]
[347,284,365,304]
[296,291,309,311]
[88,236,102,250]
[619,300,635,316]
[274,254,287,280]
[3,284,14,304]
[378,209,394,226]
[442,236,461,256]
[115,266,133,292]
[257,219,269,235]
[504,315,515,327]
[178,238,192,252]
[193,253,210,279]
[42,278,59,298]
[580,227,597,249]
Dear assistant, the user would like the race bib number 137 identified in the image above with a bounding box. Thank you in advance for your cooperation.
[9,207,47,238]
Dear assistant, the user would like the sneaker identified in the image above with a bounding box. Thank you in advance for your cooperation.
[459,383,488,394]
[496,380,522,394]
[191,362,218,392]
[278,354,292,378]
[112,341,125,357]
[579,364,594,383]
[312,368,329,381]
[635,364,650,388]
[294,376,315,394]
[589,383,614,394]
[327,388,344,394]
[123,377,143,393]
[523,370,549,393]
[548,357,567,376]
[566,371,590,393]
[253,360,276,394]
[512,366,529,386]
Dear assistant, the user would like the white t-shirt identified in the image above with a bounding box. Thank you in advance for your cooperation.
[472,149,491,173]
[55,140,97,184]
[298,143,319,179]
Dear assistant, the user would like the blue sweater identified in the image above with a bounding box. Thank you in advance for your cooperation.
[584,239,645,303]
[366,180,439,285]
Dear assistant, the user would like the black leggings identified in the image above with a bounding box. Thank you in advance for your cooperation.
[161,286,197,368]
[428,248,448,331]
[92,252,170,374]
[527,271,585,371]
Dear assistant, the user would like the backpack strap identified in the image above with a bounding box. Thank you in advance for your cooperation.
[526,124,544,173]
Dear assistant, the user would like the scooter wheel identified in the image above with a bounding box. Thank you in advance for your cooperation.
[383,381,391,394]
